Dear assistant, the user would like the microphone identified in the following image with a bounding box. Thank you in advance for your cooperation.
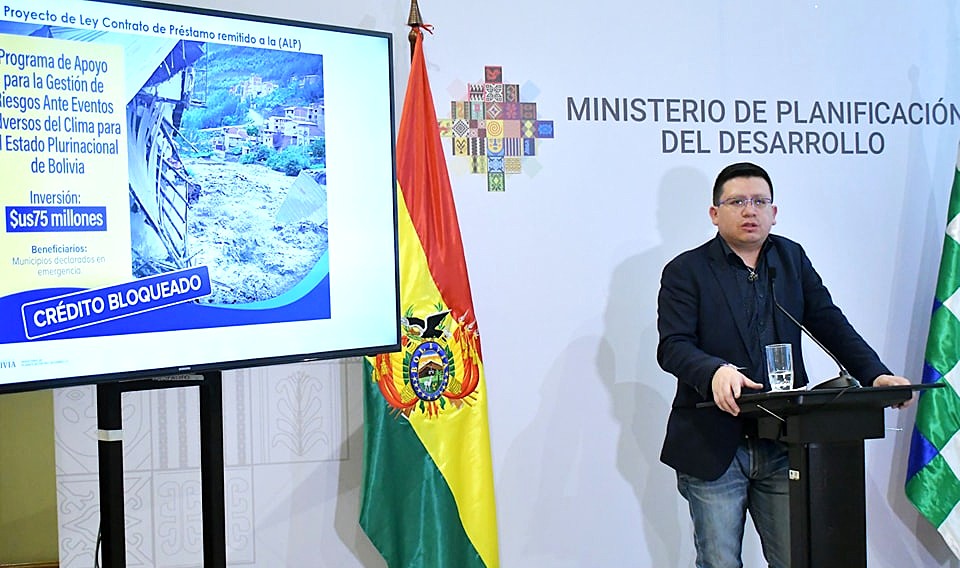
[768,267,861,389]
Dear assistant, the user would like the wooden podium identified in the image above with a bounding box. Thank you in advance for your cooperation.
[731,384,937,568]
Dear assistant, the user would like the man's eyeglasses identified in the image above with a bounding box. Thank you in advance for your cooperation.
[717,197,773,210]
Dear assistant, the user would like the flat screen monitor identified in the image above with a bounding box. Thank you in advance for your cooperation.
[0,0,400,393]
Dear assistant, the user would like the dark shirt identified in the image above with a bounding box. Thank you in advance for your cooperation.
[718,237,777,388]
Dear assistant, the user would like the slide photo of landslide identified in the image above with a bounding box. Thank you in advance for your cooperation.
[127,41,328,305]
[187,163,327,305]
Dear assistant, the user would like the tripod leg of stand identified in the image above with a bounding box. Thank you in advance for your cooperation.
[97,382,125,568]
[199,371,227,567]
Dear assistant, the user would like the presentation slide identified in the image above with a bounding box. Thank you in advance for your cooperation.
[0,0,399,392]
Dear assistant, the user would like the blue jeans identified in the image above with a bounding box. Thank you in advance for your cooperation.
[677,438,790,568]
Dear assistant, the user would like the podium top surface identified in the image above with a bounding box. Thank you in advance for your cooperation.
[697,383,942,413]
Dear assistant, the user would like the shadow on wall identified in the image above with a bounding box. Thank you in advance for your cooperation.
[596,165,714,566]
[496,335,651,567]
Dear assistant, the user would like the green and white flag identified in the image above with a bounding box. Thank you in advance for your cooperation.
[906,145,960,558]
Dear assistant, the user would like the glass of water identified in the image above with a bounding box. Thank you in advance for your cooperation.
[765,343,794,391]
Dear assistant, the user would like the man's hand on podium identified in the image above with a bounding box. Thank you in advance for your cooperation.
[873,374,915,408]
[712,364,763,416]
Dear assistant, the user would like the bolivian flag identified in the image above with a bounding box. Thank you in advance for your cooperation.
[359,28,500,568]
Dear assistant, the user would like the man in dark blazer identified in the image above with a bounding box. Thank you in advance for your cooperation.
[657,162,913,568]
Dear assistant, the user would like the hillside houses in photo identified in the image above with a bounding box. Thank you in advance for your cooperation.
[263,104,325,149]
[204,102,325,155]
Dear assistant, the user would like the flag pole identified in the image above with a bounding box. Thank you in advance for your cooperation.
[407,0,423,60]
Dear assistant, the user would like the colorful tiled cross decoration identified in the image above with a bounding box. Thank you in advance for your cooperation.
[439,66,554,192]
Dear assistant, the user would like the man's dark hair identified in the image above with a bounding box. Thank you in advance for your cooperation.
[712,162,774,205]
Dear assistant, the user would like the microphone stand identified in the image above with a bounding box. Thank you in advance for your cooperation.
[769,267,861,390]
[811,368,862,390]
